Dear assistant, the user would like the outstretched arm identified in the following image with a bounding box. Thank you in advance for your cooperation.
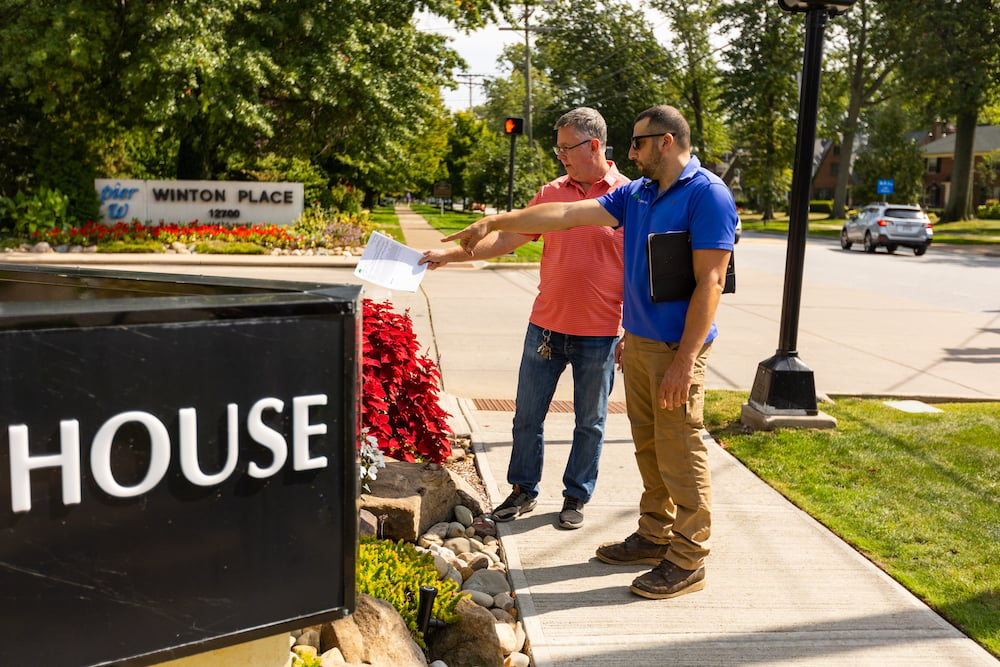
[441,199,616,257]
[420,230,531,269]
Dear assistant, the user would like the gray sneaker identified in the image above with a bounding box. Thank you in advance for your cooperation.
[558,496,584,530]
[492,485,537,522]
[595,532,670,565]
[630,559,706,599]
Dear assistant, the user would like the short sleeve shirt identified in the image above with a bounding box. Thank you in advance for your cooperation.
[527,162,632,336]
[596,155,738,343]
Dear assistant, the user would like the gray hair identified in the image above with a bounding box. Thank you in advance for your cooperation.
[554,107,607,146]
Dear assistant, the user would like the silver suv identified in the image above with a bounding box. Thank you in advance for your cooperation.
[841,203,933,256]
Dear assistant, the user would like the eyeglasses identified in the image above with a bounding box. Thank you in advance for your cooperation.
[552,138,593,157]
[630,132,673,150]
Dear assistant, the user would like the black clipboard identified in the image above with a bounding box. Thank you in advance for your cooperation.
[647,231,735,303]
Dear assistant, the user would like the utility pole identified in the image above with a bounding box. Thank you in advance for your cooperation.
[500,2,553,147]
[455,73,487,111]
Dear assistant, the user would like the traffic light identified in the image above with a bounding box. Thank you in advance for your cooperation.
[504,117,524,135]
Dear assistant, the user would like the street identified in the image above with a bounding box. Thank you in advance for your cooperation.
[85,233,1000,401]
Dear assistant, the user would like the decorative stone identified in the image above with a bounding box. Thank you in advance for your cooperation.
[494,622,521,654]
[454,504,474,527]
[351,594,426,667]
[492,592,515,611]
[443,536,472,555]
[490,608,516,624]
[426,596,504,667]
[447,521,467,538]
[462,569,511,597]
[505,652,531,667]
[467,589,495,608]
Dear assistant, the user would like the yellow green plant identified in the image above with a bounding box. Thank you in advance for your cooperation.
[357,536,465,648]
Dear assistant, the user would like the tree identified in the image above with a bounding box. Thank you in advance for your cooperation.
[648,0,729,163]
[851,102,925,205]
[444,110,494,203]
[888,0,1000,221]
[718,1,802,220]
[0,0,499,217]
[464,131,555,211]
[533,0,671,178]
[821,0,902,218]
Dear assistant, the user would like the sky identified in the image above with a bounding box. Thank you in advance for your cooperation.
[414,13,522,111]
[416,2,669,112]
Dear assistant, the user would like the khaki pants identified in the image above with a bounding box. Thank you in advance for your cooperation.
[622,332,712,570]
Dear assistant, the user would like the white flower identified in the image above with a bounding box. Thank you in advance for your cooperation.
[359,428,386,492]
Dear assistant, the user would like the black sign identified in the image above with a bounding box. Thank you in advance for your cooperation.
[0,264,361,667]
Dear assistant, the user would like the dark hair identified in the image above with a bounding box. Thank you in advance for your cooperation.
[635,105,690,149]
[555,107,607,146]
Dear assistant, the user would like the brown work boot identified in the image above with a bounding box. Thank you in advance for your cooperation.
[630,559,706,599]
[595,532,670,565]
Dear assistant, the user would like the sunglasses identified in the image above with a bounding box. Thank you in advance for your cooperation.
[630,132,673,150]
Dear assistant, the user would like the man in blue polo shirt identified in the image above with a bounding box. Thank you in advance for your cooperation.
[442,104,738,600]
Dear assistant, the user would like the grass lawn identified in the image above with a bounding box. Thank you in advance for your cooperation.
[704,390,1000,658]
[410,204,543,262]
[740,211,1000,245]
[369,205,404,243]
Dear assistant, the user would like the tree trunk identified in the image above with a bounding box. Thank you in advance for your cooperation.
[942,111,977,222]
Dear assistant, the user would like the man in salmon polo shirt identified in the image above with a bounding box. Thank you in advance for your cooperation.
[420,107,630,530]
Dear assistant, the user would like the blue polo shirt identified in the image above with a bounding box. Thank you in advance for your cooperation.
[596,155,738,343]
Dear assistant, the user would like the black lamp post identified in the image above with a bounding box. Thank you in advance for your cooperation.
[745,0,855,425]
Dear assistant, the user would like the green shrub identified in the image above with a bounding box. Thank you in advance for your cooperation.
[357,536,465,648]
[809,200,833,214]
[0,187,70,236]
[977,200,1000,220]
[192,240,269,254]
[293,204,375,248]
[96,240,163,253]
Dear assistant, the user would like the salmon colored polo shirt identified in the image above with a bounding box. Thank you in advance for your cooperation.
[526,162,632,336]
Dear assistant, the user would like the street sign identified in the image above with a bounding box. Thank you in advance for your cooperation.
[432,181,452,200]
[877,179,894,195]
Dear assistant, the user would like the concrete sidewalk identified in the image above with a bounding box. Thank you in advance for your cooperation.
[397,206,999,666]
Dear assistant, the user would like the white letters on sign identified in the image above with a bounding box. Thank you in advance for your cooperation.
[6,394,331,513]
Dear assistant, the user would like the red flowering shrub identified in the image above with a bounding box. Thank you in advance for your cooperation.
[361,299,452,464]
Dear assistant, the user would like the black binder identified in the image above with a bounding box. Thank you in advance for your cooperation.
[647,231,735,303]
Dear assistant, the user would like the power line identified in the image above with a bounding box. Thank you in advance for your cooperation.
[455,73,489,111]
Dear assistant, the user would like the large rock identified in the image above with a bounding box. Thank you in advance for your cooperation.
[425,596,504,667]
[320,614,367,664]
[361,460,483,541]
[351,594,427,667]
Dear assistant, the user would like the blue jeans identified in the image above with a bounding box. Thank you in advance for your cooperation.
[509,323,618,502]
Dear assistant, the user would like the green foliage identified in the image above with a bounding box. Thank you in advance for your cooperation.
[293,204,375,247]
[978,201,1000,220]
[192,240,269,255]
[852,102,925,204]
[718,1,801,221]
[528,0,672,177]
[357,536,465,649]
[809,200,833,214]
[96,240,163,254]
[0,187,69,236]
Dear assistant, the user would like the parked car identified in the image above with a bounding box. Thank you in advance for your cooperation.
[734,217,742,244]
[841,203,933,255]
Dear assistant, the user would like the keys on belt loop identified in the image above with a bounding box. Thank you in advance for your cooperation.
[536,329,552,360]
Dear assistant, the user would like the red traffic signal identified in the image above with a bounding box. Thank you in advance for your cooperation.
[504,117,525,135]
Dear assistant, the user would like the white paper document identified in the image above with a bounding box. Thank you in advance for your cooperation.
[353,230,427,292]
